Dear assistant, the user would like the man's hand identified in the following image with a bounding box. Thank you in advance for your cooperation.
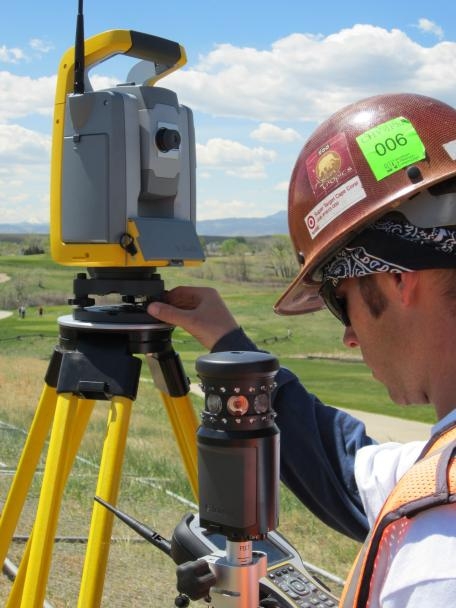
[147,286,239,350]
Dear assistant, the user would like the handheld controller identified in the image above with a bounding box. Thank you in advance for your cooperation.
[95,500,340,607]
[172,512,339,607]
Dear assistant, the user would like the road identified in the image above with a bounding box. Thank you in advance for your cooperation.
[0,273,13,319]
[341,407,431,443]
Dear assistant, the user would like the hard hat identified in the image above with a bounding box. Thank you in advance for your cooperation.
[274,93,456,315]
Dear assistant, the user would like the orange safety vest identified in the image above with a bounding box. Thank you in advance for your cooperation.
[339,422,456,608]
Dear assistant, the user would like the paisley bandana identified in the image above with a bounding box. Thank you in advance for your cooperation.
[321,214,456,285]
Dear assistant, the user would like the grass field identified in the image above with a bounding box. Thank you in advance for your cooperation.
[0,247,437,606]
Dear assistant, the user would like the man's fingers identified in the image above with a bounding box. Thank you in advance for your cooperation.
[147,301,181,324]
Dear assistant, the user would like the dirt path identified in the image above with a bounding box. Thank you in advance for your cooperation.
[0,273,13,319]
[342,407,431,443]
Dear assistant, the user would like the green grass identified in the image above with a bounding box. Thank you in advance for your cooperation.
[0,250,437,423]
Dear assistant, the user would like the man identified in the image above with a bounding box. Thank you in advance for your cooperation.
[148,93,456,606]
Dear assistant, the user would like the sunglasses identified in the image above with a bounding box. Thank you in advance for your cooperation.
[319,281,351,327]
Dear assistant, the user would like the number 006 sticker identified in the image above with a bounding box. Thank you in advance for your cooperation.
[356,117,426,181]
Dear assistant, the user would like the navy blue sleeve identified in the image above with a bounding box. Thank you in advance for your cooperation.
[212,328,373,542]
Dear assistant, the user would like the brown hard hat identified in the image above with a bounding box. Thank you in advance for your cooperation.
[274,92,456,315]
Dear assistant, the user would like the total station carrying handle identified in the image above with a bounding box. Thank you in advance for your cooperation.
[55,28,187,104]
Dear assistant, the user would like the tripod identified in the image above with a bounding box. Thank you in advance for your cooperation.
[0,272,199,607]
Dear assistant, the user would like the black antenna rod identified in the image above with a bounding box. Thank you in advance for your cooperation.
[73,0,85,94]
[94,496,172,556]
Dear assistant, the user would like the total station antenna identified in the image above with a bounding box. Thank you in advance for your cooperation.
[74,0,85,94]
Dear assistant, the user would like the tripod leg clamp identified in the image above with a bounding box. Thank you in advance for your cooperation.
[146,350,190,397]
[56,335,142,400]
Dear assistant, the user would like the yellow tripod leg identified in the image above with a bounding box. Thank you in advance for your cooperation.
[160,392,199,500]
[0,383,57,565]
[78,395,132,608]
[5,396,95,608]
[20,392,80,608]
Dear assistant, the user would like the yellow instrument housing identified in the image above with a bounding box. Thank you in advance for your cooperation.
[50,29,203,268]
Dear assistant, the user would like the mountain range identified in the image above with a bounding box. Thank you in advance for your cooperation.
[0,210,288,238]
[197,210,287,236]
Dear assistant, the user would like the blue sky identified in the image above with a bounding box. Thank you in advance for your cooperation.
[1,0,456,224]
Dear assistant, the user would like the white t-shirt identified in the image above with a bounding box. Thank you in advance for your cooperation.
[354,410,456,607]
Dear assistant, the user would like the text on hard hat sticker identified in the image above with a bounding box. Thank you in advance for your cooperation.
[305,175,367,239]
[356,117,426,181]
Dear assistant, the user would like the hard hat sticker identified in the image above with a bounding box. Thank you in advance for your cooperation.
[305,175,367,239]
[356,117,426,181]
[306,132,357,203]
[443,139,456,160]
[305,132,367,239]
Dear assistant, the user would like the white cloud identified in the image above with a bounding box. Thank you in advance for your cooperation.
[0,125,51,223]
[166,25,456,124]
[3,24,456,129]
[250,122,302,143]
[4,23,456,129]
[3,23,456,223]
[0,45,26,64]
[0,39,54,65]
[0,71,119,123]
[196,138,276,178]
[29,38,54,55]
[0,124,51,163]
[0,72,56,122]
[274,181,289,192]
[89,74,120,91]
[416,18,444,40]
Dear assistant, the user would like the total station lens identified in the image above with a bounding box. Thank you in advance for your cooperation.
[155,127,181,152]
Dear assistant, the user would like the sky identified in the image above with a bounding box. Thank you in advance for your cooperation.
[1,0,456,224]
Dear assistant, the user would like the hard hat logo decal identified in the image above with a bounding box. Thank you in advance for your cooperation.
[305,133,366,239]
[356,116,426,180]
[316,150,342,183]
[307,133,356,200]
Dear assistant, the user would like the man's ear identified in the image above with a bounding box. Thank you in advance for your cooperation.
[392,272,420,306]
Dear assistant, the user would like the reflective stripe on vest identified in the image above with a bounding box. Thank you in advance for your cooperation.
[339,422,456,608]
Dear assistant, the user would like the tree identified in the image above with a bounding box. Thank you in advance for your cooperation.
[220,238,242,256]
[269,236,298,279]
[22,236,45,255]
